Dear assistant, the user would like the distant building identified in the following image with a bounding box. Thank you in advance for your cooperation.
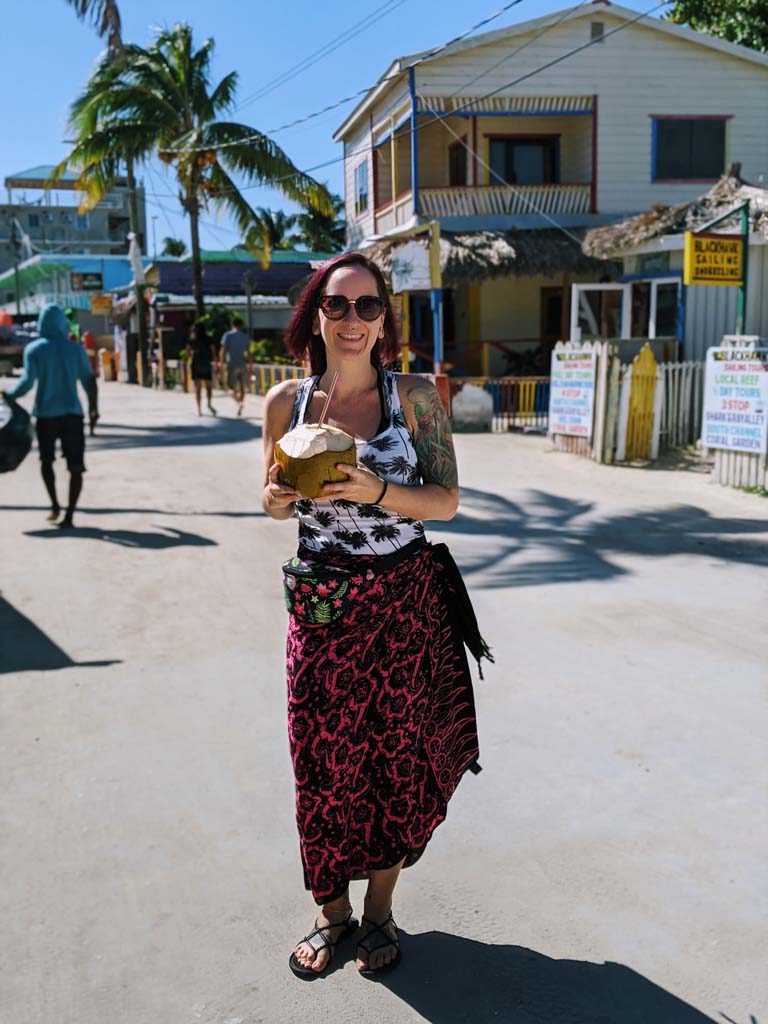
[333,1,768,374]
[0,165,147,278]
[113,248,336,359]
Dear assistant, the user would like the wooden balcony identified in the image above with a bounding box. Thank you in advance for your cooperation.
[374,191,414,234]
[419,184,592,218]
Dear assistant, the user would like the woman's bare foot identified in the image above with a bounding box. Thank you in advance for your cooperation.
[355,908,400,973]
[292,901,353,974]
[46,505,61,522]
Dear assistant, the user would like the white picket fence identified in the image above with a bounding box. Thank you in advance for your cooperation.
[711,450,768,488]
[658,361,705,451]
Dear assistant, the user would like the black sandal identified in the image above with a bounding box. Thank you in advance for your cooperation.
[289,909,358,979]
[356,913,401,976]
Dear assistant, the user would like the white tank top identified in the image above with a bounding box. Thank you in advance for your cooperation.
[287,370,426,555]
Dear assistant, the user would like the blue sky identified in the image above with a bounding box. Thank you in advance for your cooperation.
[4,0,664,252]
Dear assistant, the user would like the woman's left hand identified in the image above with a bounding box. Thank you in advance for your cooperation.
[322,464,387,504]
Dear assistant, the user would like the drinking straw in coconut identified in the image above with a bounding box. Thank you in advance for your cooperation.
[316,371,340,428]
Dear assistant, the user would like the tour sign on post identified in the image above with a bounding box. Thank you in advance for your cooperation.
[683,232,744,286]
[703,348,768,454]
[548,349,597,439]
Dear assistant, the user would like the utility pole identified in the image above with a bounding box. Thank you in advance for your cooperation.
[125,162,150,385]
[243,271,253,337]
[9,217,22,316]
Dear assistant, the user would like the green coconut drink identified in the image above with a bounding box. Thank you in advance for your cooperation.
[275,422,356,499]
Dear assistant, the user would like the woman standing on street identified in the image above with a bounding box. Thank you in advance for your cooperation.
[188,319,217,416]
[262,253,489,979]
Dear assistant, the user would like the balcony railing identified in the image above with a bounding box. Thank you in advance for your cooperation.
[419,184,591,218]
[374,191,414,234]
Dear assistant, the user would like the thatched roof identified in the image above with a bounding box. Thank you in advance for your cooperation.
[583,166,768,260]
[363,228,615,287]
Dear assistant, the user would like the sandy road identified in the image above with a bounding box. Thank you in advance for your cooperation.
[1,380,766,1024]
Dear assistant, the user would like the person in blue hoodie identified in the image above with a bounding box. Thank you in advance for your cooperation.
[2,304,97,528]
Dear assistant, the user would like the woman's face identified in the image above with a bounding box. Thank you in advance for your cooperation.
[315,265,385,365]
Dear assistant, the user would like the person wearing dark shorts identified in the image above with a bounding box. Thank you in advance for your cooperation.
[189,319,217,416]
[219,315,251,416]
[2,303,96,528]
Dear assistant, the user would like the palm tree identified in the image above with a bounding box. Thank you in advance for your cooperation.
[161,237,187,257]
[290,191,346,253]
[55,23,332,317]
[64,0,123,58]
[63,0,153,377]
[253,208,297,250]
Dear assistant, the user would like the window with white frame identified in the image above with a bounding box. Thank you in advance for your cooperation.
[354,161,369,217]
[652,117,727,181]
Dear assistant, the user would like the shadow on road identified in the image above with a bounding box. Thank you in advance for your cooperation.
[0,596,121,674]
[87,418,261,450]
[23,525,218,549]
[1,505,264,519]
[445,487,768,588]
[376,931,717,1023]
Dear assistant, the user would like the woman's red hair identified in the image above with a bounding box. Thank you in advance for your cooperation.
[283,252,400,375]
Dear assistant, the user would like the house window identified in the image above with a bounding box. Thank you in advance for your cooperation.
[28,213,40,228]
[488,137,559,186]
[354,161,369,217]
[448,140,467,187]
[590,21,605,42]
[75,214,90,231]
[652,117,726,181]
[60,212,73,223]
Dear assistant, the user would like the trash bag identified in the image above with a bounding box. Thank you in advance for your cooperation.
[0,395,33,473]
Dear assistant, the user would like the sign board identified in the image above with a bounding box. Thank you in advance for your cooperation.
[70,271,104,292]
[548,349,597,439]
[702,347,768,454]
[390,241,431,293]
[90,293,113,316]
[683,232,743,286]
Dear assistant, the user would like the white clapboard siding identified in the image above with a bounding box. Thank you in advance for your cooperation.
[339,10,768,226]
[343,121,375,248]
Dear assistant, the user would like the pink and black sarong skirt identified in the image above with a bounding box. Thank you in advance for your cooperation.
[286,539,483,904]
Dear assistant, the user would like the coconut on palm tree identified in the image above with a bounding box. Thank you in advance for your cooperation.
[54,22,332,316]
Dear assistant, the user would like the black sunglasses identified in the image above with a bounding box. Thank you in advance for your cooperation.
[317,294,385,322]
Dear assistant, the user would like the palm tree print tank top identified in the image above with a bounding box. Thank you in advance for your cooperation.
[287,371,426,555]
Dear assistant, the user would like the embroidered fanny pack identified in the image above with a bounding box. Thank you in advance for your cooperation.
[282,538,428,625]
[282,556,356,624]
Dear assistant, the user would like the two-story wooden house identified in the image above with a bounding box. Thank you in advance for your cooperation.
[333,1,768,373]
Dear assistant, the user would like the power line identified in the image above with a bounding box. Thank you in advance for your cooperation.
[140,0,670,246]
[234,0,407,114]
[457,0,590,97]
[158,0,527,154]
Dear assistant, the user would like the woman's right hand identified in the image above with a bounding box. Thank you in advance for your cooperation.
[263,463,297,519]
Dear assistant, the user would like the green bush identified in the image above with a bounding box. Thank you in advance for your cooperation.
[248,337,293,365]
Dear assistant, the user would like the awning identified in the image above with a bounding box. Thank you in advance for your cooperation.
[0,260,73,294]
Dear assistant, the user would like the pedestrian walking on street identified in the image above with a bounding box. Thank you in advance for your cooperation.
[219,315,251,416]
[1,303,97,529]
[262,253,490,979]
[188,319,217,416]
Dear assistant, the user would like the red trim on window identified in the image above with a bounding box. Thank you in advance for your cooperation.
[652,178,720,184]
[590,94,598,214]
[648,114,732,120]
[472,117,478,186]
[483,132,562,141]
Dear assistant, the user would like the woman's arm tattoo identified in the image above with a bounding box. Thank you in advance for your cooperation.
[407,383,459,489]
